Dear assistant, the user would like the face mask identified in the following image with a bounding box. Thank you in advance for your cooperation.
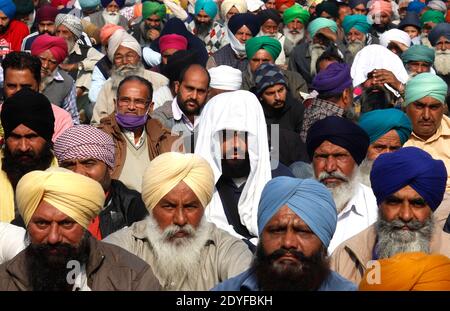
[115,112,148,131]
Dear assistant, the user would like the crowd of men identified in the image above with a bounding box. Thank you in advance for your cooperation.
[0,0,449,291]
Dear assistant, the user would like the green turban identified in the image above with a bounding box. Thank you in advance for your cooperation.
[307,17,337,39]
[404,73,448,106]
[420,10,445,27]
[283,3,310,25]
[142,1,166,20]
[342,14,371,34]
[245,36,282,60]
[401,45,435,65]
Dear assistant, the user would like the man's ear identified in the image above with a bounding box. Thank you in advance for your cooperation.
[174,81,180,94]
[148,101,155,114]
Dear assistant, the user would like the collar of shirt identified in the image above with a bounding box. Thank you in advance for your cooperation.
[411,114,450,143]
[123,127,146,149]
[338,183,366,219]
[53,69,64,81]
[171,98,198,132]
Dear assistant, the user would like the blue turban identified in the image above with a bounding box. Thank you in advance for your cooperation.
[358,108,412,145]
[428,22,450,47]
[405,73,448,106]
[228,13,260,36]
[258,177,337,247]
[348,0,367,9]
[307,17,338,39]
[306,116,370,165]
[342,14,371,34]
[398,12,421,31]
[79,0,100,9]
[311,62,352,95]
[370,147,447,211]
[407,1,426,14]
[101,0,124,8]
[254,63,287,96]
[401,45,435,65]
[0,0,16,19]
[195,0,218,19]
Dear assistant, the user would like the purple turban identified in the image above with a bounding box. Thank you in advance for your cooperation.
[54,125,116,169]
[370,147,447,211]
[311,62,352,95]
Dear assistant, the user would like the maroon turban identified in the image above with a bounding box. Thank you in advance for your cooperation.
[36,4,58,23]
[31,34,68,64]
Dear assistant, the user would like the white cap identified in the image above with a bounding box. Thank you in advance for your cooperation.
[208,65,243,90]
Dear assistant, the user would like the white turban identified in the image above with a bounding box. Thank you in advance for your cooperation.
[379,29,411,49]
[246,0,264,12]
[16,168,105,229]
[141,152,215,211]
[351,44,409,87]
[107,29,142,62]
[427,0,447,14]
[55,13,83,39]
[220,0,247,18]
[208,65,242,91]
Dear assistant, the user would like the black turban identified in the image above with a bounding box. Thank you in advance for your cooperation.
[162,50,200,82]
[228,13,261,36]
[1,88,55,142]
[316,1,339,19]
[306,116,369,165]
[257,8,282,25]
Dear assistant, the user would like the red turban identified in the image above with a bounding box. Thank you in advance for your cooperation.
[36,4,58,23]
[50,0,70,7]
[31,34,68,64]
[159,34,188,53]
[99,24,124,46]
[275,0,295,10]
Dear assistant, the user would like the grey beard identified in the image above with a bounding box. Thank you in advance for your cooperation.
[145,214,210,286]
[40,69,57,91]
[317,166,360,214]
[257,30,277,38]
[309,43,326,76]
[66,38,76,53]
[102,10,120,25]
[375,209,434,259]
[283,27,304,56]
[356,158,374,187]
[111,63,145,90]
[434,50,450,76]
[347,39,365,57]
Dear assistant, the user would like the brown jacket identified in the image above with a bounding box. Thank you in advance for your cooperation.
[330,224,450,285]
[0,236,161,291]
[98,114,181,179]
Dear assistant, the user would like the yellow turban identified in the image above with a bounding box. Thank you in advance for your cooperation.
[141,152,214,211]
[16,168,105,229]
[359,252,450,291]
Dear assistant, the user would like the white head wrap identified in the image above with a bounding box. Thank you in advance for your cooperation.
[194,90,272,240]
[351,44,409,87]
[221,0,247,18]
[107,28,142,62]
[379,29,411,49]
[427,0,447,14]
[246,0,263,12]
[208,65,242,91]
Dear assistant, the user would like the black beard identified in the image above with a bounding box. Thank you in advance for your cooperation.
[221,153,251,179]
[25,233,90,291]
[0,24,8,34]
[253,242,330,291]
[177,94,202,117]
[262,100,285,118]
[359,85,395,113]
[2,142,54,189]
[39,30,55,35]
[195,20,212,36]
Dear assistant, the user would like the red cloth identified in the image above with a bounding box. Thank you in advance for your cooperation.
[0,20,29,54]
[88,216,102,240]
[275,0,295,10]
[159,34,188,53]
[50,0,70,8]
[31,34,68,64]
[36,4,58,22]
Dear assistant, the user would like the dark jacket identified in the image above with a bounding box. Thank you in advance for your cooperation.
[100,179,148,239]
[262,93,305,134]
[0,236,161,291]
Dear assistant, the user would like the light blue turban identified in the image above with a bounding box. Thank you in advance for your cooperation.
[195,0,218,19]
[401,45,435,65]
[307,17,338,39]
[257,177,337,248]
[359,108,413,145]
[404,73,448,106]
[342,14,371,35]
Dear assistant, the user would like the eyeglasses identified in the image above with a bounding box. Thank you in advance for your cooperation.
[117,97,149,109]
[113,52,138,63]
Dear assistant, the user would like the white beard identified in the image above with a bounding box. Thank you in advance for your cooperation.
[40,68,57,91]
[66,37,76,53]
[111,62,146,90]
[102,10,121,25]
[347,39,365,57]
[282,27,304,57]
[356,158,373,187]
[145,214,210,285]
[309,43,326,76]
[257,30,277,38]
[434,50,450,76]
[317,166,360,214]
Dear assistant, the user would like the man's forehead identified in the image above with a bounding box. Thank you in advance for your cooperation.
[11,124,39,136]
[389,185,425,200]
[315,140,351,153]
[268,205,309,226]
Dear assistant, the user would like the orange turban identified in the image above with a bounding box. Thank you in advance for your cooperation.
[359,252,450,291]
[369,0,393,16]
[99,24,124,46]
[275,0,295,10]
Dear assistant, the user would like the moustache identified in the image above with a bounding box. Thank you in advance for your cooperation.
[12,150,37,161]
[162,224,196,240]
[267,248,308,263]
[318,171,349,183]
[184,99,199,107]
[389,219,425,231]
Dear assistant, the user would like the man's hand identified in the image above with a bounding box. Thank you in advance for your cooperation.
[59,63,78,72]
[317,27,337,42]
[147,29,160,41]
[372,69,402,91]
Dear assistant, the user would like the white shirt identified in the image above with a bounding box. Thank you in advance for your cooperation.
[328,183,378,254]
[172,99,198,132]
[0,222,27,264]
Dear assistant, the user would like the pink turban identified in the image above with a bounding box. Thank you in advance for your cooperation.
[159,34,188,53]
[30,34,68,64]
[99,23,124,46]
[369,0,393,16]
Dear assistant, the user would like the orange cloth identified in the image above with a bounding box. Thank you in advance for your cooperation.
[88,216,102,240]
[99,24,124,46]
[369,0,393,16]
[359,252,450,291]
[275,0,295,10]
